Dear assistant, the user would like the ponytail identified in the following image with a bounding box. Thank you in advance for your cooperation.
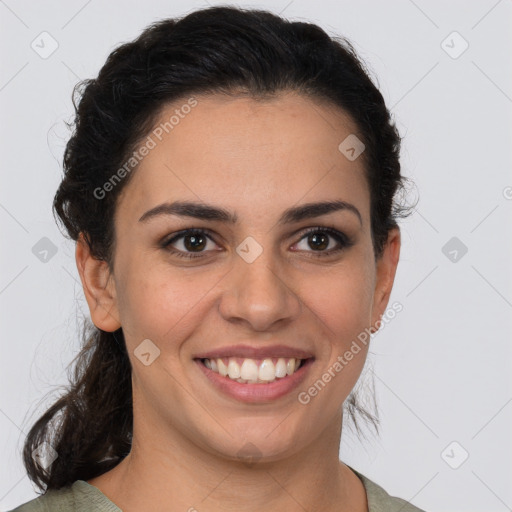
[22,323,132,491]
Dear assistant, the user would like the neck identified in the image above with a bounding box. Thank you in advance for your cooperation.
[89,404,367,512]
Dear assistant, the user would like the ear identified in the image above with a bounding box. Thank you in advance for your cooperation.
[75,232,121,332]
[369,227,401,334]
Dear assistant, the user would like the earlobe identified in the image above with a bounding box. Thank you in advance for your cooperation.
[75,232,122,332]
[370,227,401,334]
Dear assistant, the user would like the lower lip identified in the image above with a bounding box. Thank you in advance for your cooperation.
[194,358,314,403]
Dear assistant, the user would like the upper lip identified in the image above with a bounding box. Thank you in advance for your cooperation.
[193,344,314,360]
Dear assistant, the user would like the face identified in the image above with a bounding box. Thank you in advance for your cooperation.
[77,91,400,463]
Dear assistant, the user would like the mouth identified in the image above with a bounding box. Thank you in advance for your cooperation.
[193,355,315,403]
[197,356,307,384]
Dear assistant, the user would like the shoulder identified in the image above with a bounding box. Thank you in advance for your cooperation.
[7,485,74,512]
[347,465,427,512]
[7,480,121,512]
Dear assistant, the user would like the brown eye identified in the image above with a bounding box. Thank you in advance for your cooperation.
[162,229,219,259]
[182,233,207,252]
[306,232,329,251]
[292,227,353,257]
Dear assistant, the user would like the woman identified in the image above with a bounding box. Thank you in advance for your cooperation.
[10,5,424,511]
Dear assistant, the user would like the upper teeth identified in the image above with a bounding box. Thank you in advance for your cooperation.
[203,357,303,383]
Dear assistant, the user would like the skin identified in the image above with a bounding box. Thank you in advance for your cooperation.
[76,91,400,512]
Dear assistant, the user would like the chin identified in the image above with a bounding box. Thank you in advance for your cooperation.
[202,424,303,465]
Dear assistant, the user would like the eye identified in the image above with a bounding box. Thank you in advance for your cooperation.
[291,227,353,257]
[161,226,353,260]
[161,229,220,259]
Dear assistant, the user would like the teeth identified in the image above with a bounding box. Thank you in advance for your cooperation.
[202,356,305,383]
[275,358,287,378]
[259,359,275,382]
[218,358,228,377]
[240,359,259,382]
[286,358,296,375]
[227,359,241,379]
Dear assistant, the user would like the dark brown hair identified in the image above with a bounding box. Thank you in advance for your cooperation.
[22,5,414,492]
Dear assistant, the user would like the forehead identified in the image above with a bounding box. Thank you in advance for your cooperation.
[116,92,369,223]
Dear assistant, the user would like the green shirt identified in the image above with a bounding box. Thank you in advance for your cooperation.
[9,466,426,511]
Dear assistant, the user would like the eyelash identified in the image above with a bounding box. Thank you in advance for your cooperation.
[160,227,354,260]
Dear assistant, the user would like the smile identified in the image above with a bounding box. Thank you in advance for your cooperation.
[200,356,305,384]
[194,356,314,403]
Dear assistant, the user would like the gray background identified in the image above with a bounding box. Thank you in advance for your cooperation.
[1,1,511,511]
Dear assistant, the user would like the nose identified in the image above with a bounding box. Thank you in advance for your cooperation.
[218,247,302,332]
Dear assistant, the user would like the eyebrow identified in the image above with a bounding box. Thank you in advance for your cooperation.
[138,199,362,227]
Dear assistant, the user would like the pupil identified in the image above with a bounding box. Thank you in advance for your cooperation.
[310,233,328,251]
[185,234,206,251]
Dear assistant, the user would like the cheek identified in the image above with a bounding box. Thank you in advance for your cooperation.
[295,268,373,419]
[115,259,223,345]
[304,262,375,339]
